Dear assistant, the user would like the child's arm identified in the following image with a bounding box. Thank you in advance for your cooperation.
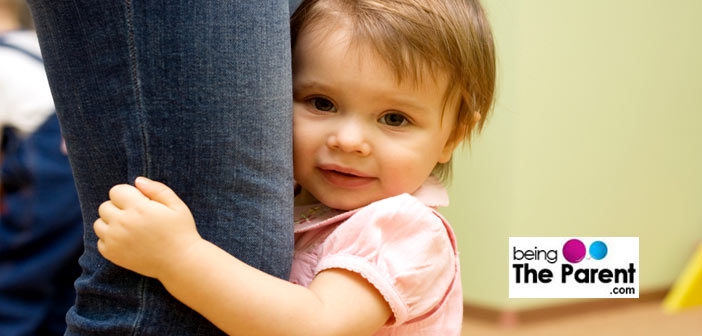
[93,177,391,336]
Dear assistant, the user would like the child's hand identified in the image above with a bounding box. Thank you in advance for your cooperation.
[93,177,202,279]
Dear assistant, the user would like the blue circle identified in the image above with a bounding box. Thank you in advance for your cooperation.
[589,241,608,260]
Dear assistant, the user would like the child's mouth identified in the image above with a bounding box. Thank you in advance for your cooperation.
[317,166,376,189]
[331,170,357,177]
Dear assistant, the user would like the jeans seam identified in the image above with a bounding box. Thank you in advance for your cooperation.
[125,1,148,334]
[130,277,148,335]
[125,0,150,178]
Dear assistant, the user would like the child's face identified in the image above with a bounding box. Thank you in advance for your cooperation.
[292,23,459,210]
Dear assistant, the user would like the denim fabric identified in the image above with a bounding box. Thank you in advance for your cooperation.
[1,115,83,336]
[26,1,294,335]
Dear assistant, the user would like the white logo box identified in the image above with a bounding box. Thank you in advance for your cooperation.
[508,237,639,298]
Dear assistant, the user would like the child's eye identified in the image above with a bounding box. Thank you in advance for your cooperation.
[379,113,409,127]
[308,97,336,112]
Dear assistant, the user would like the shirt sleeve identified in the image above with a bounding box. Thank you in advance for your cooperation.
[314,194,456,326]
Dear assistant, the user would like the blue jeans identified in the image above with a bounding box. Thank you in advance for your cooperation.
[26,1,294,334]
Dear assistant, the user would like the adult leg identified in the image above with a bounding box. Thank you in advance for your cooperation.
[26,1,294,334]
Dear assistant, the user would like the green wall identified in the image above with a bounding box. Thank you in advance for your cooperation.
[441,0,702,310]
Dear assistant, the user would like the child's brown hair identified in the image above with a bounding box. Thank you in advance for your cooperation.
[291,0,496,181]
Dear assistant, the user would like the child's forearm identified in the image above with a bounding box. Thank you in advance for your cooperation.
[158,238,321,335]
[158,238,389,336]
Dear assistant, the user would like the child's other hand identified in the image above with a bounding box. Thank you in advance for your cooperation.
[94,177,201,279]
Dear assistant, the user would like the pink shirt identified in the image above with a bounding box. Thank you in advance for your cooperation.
[290,177,463,335]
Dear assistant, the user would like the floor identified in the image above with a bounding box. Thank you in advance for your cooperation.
[461,301,702,336]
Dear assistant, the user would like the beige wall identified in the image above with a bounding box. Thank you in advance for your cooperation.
[441,0,702,310]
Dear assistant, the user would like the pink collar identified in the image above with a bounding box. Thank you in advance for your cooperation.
[293,176,449,233]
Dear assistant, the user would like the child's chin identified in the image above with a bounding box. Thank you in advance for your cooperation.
[322,195,371,211]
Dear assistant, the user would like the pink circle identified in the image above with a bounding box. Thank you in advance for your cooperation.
[563,239,586,263]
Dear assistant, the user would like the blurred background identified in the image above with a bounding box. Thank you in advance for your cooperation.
[1,0,83,335]
[441,0,702,334]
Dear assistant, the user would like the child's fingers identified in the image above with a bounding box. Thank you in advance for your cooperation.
[93,217,108,240]
[97,201,121,224]
[109,184,149,209]
[134,176,185,209]
[96,236,113,262]
[96,238,107,257]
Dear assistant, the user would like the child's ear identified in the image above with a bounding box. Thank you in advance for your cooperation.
[438,111,480,163]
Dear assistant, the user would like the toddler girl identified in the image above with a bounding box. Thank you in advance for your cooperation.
[93,0,495,334]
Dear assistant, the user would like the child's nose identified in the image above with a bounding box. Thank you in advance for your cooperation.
[326,120,371,156]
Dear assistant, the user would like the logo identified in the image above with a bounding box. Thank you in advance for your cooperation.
[509,237,639,298]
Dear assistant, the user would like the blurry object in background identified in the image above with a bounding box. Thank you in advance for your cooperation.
[0,117,83,336]
[0,0,50,139]
[0,0,31,31]
[663,243,702,313]
[462,300,701,336]
[0,1,83,335]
